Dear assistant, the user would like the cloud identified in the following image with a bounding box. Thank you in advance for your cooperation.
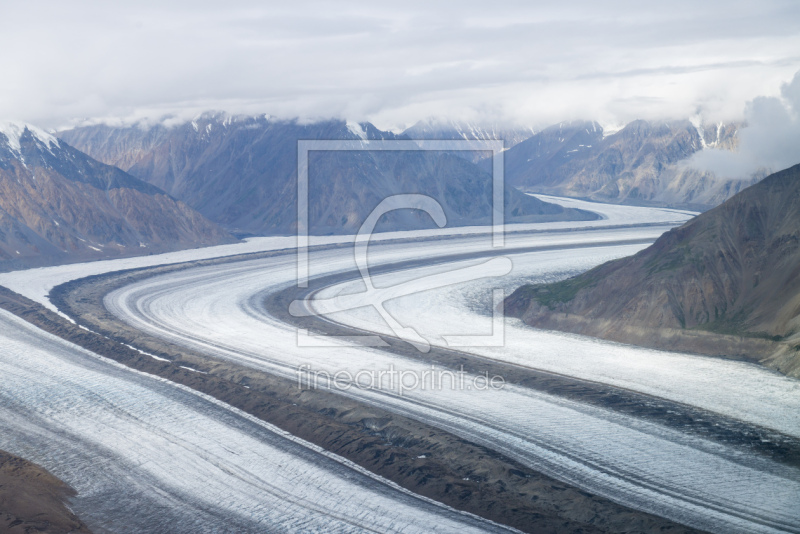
[688,71,800,178]
[1,1,799,130]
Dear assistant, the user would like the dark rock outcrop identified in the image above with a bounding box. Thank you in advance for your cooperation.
[0,448,92,533]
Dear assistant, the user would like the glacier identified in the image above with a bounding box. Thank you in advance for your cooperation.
[2,196,798,532]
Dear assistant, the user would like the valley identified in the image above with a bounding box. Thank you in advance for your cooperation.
[3,4,799,533]
[1,198,798,533]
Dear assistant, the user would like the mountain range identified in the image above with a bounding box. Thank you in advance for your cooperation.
[505,163,800,378]
[0,123,233,270]
[62,114,759,228]
[59,114,596,236]
[402,118,536,162]
[2,112,769,270]
[502,119,757,210]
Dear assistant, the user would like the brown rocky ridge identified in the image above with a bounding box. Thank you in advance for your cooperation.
[506,163,800,378]
[0,448,92,534]
[0,123,234,271]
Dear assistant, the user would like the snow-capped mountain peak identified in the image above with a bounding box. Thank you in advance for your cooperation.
[0,121,61,155]
[403,118,536,148]
[346,121,368,140]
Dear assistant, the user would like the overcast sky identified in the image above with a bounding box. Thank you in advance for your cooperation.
[2,0,800,131]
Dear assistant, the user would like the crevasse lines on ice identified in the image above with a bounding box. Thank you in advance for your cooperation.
[309,246,800,438]
[102,231,800,534]
[10,196,786,532]
[335,381,800,534]
[0,309,519,533]
[108,233,800,438]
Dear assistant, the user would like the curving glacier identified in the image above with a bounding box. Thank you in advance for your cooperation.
[2,197,799,533]
[0,309,516,533]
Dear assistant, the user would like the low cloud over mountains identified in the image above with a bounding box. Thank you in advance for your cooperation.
[688,71,800,179]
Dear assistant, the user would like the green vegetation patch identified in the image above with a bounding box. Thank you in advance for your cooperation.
[517,273,599,310]
[642,242,706,276]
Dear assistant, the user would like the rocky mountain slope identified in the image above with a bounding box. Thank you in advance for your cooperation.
[503,119,755,210]
[0,448,92,533]
[505,164,800,378]
[0,123,233,270]
[60,114,596,236]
